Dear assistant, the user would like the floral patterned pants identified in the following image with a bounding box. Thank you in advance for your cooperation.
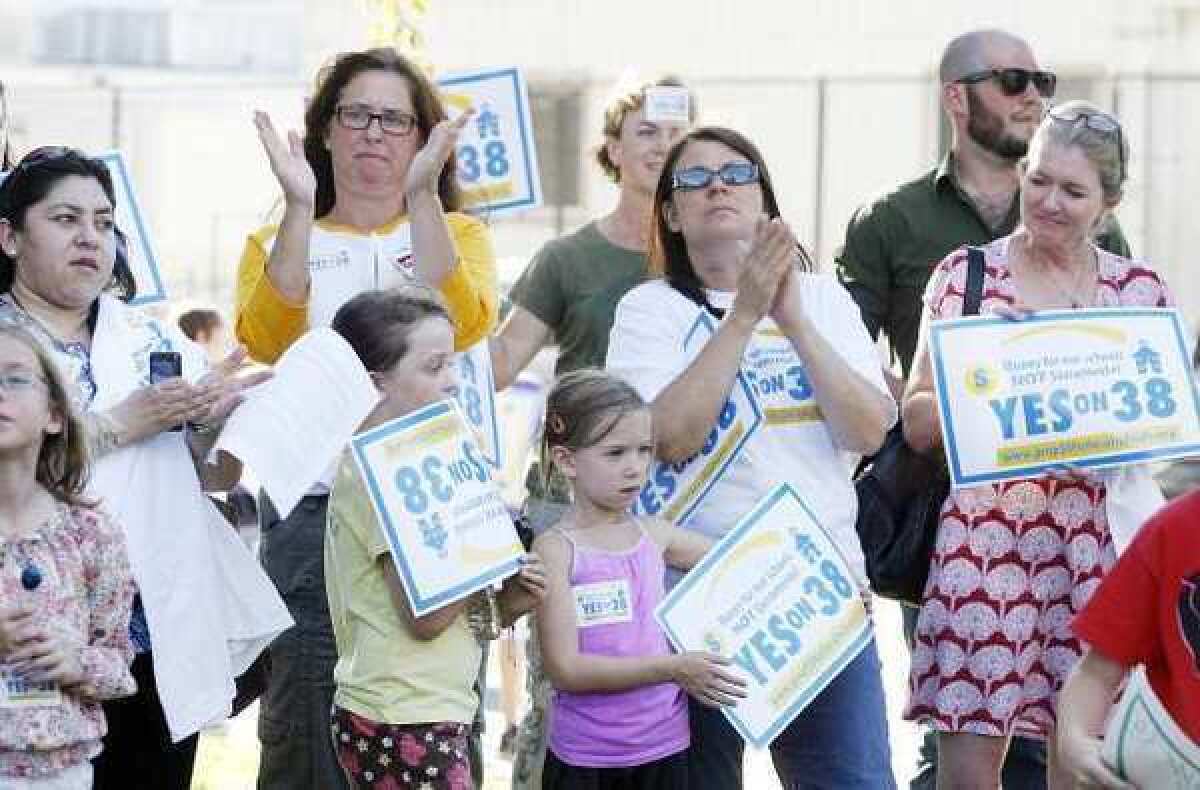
[331,707,473,789]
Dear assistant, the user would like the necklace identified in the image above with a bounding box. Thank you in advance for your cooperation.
[7,290,91,348]
[1022,240,1097,309]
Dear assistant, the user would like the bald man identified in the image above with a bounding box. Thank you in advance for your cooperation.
[835,29,1129,790]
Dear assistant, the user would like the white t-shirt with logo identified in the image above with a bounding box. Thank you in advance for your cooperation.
[606,275,894,586]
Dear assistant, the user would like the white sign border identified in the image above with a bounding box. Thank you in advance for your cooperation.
[655,483,872,748]
[96,150,168,306]
[437,66,543,216]
[932,307,1200,487]
[349,399,522,617]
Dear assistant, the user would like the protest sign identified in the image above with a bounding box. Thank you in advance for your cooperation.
[931,308,1200,487]
[656,484,871,747]
[350,399,523,616]
[438,67,542,216]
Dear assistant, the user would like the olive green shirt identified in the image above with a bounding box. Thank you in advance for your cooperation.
[835,154,1131,376]
[509,221,646,376]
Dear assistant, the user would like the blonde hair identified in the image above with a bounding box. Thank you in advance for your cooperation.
[595,75,697,183]
[1030,99,1128,204]
[0,323,91,503]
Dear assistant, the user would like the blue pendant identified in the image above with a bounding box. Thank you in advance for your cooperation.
[20,564,42,591]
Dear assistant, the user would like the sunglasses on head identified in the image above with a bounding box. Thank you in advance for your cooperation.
[1048,105,1126,182]
[671,161,760,191]
[956,68,1057,99]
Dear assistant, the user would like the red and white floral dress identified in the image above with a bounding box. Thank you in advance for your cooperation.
[904,236,1172,740]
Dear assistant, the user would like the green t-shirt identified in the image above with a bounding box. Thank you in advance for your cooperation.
[509,221,647,376]
[835,154,1131,377]
[325,455,482,725]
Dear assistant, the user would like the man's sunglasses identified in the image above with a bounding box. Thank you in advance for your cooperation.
[1048,105,1126,182]
[956,68,1057,99]
[671,161,760,191]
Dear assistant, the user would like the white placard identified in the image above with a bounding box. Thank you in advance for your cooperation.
[438,67,543,216]
[1102,666,1200,786]
[656,484,871,748]
[212,327,380,519]
[931,308,1200,487]
[349,399,523,617]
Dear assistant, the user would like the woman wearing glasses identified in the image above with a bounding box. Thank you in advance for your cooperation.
[901,101,1172,788]
[236,47,497,790]
[606,126,897,788]
[0,147,289,789]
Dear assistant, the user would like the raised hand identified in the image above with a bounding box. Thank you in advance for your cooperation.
[192,346,273,428]
[731,216,795,327]
[254,110,316,211]
[404,110,473,199]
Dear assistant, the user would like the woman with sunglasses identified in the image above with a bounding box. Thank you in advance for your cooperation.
[0,147,289,789]
[901,100,1173,788]
[607,126,897,788]
[236,46,497,790]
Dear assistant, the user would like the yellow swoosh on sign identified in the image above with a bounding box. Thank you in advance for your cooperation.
[1004,324,1126,345]
[443,92,473,112]
[703,530,784,605]
[460,541,523,564]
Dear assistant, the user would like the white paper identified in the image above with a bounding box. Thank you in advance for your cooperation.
[643,85,691,123]
[1102,666,1200,787]
[212,327,379,519]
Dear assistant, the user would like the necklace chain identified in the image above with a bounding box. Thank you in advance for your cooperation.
[1022,240,1097,308]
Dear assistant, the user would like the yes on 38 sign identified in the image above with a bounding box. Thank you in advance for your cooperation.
[656,484,871,747]
[633,311,763,525]
[438,67,542,216]
[455,341,502,469]
[349,399,523,616]
[932,307,1200,487]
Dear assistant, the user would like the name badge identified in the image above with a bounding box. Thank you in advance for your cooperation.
[573,579,633,627]
[0,665,61,708]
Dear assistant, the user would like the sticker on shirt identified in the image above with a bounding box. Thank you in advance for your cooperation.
[574,579,634,627]
[391,251,416,277]
[309,248,352,272]
[0,665,61,708]
[745,338,824,427]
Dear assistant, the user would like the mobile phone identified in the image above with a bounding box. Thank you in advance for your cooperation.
[148,351,182,384]
[148,351,183,431]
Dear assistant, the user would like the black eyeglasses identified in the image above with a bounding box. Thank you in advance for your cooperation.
[335,104,418,137]
[1048,105,1127,182]
[956,68,1057,99]
[671,161,760,191]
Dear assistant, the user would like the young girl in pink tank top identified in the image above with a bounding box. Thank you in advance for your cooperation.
[533,370,747,790]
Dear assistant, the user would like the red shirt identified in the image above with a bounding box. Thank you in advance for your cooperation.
[1073,489,1200,744]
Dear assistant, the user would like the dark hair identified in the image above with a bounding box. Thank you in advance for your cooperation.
[649,126,812,315]
[595,75,697,183]
[177,308,223,342]
[541,369,648,489]
[305,47,460,219]
[331,286,451,373]
[0,323,92,504]
[0,148,136,300]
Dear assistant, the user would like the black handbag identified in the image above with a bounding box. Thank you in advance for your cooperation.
[853,246,985,605]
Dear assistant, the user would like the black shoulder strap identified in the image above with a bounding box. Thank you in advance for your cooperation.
[963,246,986,317]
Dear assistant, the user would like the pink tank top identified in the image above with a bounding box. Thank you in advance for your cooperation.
[547,524,689,767]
